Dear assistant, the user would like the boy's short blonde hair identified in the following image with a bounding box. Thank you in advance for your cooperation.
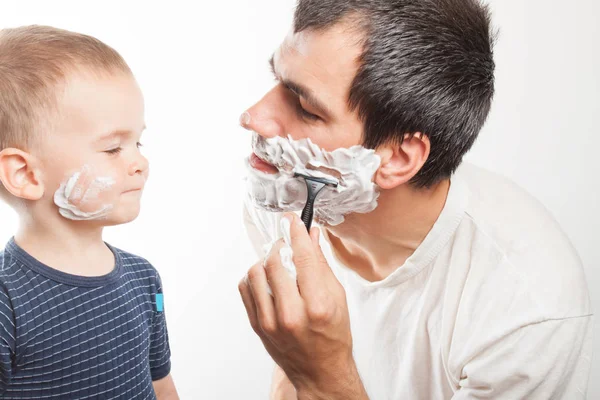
[0,25,131,152]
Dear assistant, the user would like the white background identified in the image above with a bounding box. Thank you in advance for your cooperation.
[0,0,598,398]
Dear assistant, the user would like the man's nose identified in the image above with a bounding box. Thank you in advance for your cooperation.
[240,87,285,139]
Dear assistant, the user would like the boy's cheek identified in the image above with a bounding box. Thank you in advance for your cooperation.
[74,184,120,213]
[52,164,124,220]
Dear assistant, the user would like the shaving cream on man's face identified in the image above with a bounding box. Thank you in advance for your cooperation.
[245,132,381,225]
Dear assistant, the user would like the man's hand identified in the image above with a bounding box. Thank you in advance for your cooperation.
[239,213,368,400]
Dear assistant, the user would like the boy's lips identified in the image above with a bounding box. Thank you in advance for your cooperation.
[122,188,143,194]
[250,152,279,174]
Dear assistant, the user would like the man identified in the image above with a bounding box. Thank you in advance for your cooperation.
[238,0,593,399]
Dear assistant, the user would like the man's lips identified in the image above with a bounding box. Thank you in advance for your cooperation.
[250,152,279,174]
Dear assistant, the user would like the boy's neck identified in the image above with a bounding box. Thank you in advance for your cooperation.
[14,214,115,277]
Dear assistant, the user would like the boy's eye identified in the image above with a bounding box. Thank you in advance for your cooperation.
[104,142,142,155]
[104,147,122,155]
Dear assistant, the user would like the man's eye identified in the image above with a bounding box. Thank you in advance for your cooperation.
[296,104,320,121]
[104,147,122,155]
[282,83,321,122]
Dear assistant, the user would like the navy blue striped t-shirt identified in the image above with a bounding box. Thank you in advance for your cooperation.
[0,238,171,399]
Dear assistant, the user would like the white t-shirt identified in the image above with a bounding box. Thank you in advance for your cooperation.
[243,163,593,400]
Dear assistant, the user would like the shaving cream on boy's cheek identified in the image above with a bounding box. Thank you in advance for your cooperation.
[53,165,117,221]
[246,132,381,225]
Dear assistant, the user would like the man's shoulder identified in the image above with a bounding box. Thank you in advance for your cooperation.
[457,163,580,262]
[458,163,559,229]
[444,166,591,378]
[451,163,590,318]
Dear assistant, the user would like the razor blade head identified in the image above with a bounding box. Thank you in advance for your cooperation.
[294,172,339,188]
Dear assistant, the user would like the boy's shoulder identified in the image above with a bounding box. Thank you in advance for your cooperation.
[108,245,163,283]
[111,245,153,267]
[0,247,23,311]
[0,245,26,285]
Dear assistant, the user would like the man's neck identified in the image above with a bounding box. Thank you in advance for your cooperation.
[14,210,114,277]
[323,179,450,282]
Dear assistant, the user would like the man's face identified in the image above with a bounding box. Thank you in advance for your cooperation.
[244,23,365,173]
[242,24,383,225]
[38,71,149,225]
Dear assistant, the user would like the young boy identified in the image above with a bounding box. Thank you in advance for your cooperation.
[0,26,178,399]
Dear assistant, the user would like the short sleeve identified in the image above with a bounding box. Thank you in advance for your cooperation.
[149,272,171,381]
[0,284,16,391]
[452,315,593,400]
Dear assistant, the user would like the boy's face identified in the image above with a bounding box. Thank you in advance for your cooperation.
[37,71,148,225]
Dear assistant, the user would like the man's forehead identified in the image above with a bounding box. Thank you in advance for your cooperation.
[273,25,363,101]
[280,29,310,57]
[277,25,362,67]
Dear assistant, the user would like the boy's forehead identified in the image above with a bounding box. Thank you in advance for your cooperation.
[54,71,145,139]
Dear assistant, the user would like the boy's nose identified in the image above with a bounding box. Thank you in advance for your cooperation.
[128,153,149,177]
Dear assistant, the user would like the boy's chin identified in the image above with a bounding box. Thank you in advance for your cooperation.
[93,207,141,227]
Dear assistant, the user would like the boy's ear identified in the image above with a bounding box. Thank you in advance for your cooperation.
[0,148,45,200]
[374,133,430,190]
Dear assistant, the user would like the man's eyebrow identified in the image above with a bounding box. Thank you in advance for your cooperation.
[269,54,331,118]
[282,80,331,117]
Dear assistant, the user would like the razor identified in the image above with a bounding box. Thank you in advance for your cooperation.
[294,172,339,231]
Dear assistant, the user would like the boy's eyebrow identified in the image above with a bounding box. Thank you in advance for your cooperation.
[269,55,276,77]
[97,126,146,141]
[269,55,332,118]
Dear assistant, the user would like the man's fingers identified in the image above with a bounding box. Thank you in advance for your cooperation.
[310,226,320,245]
[285,214,316,266]
[247,262,279,337]
[238,275,259,333]
[309,227,327,263]
[263,239,304,329]
[264,240,302,299]
[284,213,327,299]
[310,226,334,274]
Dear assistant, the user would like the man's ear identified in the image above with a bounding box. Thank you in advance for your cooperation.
[374,133,430,190]
[0,148,45,200]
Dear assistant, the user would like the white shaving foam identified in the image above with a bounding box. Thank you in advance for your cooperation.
[246,132,381,225]
[278,217,296,279]
[53,169,115,221]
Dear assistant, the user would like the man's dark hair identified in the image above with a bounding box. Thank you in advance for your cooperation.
[294,0,496,187]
